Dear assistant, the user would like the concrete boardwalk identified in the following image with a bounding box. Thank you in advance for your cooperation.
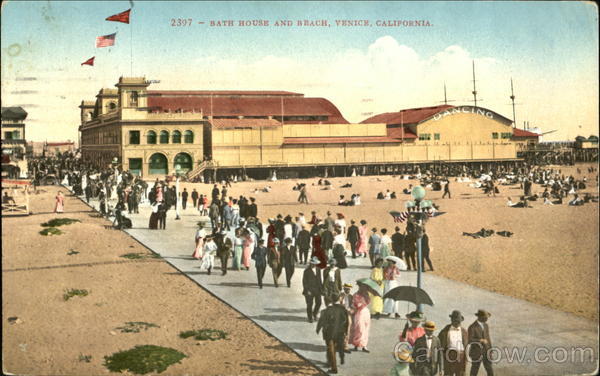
[77,192,597,375]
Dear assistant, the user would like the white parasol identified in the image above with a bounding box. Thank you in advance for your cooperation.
[385,256,407,271]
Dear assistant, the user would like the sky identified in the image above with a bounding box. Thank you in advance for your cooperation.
[1,1,598,142]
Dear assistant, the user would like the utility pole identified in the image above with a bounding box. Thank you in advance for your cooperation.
[510,78,516,128]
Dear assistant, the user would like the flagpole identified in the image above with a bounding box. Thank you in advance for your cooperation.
[130,14,133,76]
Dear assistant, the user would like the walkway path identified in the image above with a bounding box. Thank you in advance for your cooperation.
[77,192,598,375]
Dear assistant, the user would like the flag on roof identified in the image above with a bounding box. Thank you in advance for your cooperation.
[106,9,131,24]
[96,33,116,48]
[81,56,95,66]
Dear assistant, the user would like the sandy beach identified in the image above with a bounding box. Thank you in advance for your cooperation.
[2,163,598,375]
[2,187,321,375]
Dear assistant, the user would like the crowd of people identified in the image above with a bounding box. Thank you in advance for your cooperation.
[28,152,597,376]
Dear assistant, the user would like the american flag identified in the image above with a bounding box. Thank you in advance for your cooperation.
[96,33,116,48]
[390,211,410,223]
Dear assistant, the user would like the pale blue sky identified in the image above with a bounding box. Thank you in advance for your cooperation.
[1,1,598,141]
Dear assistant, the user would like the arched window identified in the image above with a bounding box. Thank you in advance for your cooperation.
[172,130,182,144]
[183,130,194,144]
[159,130,169,144]
[147,130,157,144]
[173,152,193,173]
[149,153,168,175]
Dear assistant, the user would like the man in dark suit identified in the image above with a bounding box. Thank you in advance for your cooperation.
[391,226,405,259]
[181,188,188,210]
[274,214,285,243]
[316,293,349,374]
[215,231,233,276]
[468,310,494,376]
[247,197,258,218]
[191,188,199,209]
[302,257,323,323]
[439,310,468,376]
[412,321,442,376]
[251,239,268,288]
[297,225,312,264]
[346,220,359,258]
[321,226,334,256]
[281,237,298,287]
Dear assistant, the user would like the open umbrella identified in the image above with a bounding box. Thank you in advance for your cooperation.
[383,286,434,306]
[356,278,383,297]
[384,256,407,271]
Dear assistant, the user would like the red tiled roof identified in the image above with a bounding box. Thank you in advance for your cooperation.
[283,136,401,145]
[512,128,539,138]
[386,126,417,139]
[147,96,348,123]
[148,90,303,97]
[360,105,454,125]
[210,118,281,128]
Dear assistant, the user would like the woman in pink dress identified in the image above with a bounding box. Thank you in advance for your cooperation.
[349,284,372,352]
[399,311,425,346]
[356,220,369,257]
[242,229,254,270]
[192,225,206,259]
[54,191,65,213]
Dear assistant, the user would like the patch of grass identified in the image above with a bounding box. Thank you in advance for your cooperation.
[41,218,81,227]
[179,328,228,341]
[40,227,63,236]
[103,345,186,374]
[63,288,89,301]
[120,253,161,260]
[116,321,160,333]
[78,354,92,363]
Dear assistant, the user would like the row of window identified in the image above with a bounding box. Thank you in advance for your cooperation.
[492,132,513,139]
[3,130,20,140]
[418,133,441,141]
[129,130,194,145]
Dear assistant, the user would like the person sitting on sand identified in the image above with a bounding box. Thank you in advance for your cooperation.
[338,195,349,206]
[543,197,554,205]
[390,191,397,199]
[568,194,583,206]
[377,192,385,200]
[402,184,413,195]
[384,190,391,200]
[354,194,361,206]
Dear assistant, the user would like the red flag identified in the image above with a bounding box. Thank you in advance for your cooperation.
[81,57,95,66]
[106,9,130,24]
[96,33,116,48]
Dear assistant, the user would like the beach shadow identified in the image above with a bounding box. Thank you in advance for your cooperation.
[249,314,308,323]
[286,342,327,352]
[264,307,305,313]
[240,359,323,374]
[211,282,260,288]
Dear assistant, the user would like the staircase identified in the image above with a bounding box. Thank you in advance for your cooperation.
[186,160,213,182]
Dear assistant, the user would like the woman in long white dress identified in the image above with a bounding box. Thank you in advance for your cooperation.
[200,236,217,275]
[382,260,401,317]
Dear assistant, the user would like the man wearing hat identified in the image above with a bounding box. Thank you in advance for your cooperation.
[302,256,324,323]
[216,230,233,276]
[412,320,442,376]
[340,283,354,353]
[346,219,359,259]
[281,237,298,288]
[251,238,268,289]
[296,224,312,264]
[316,293,349,374]
[323,258,343,306]
[439,310,468,376]
[267,238,282,287]
[390,349,414,376]
[467,310,493,376]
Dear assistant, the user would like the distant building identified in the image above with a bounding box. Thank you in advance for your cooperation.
[79,77,539,180]
[44,141,76,156]
[1,107,28,178]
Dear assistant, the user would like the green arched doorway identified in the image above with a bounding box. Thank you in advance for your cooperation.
[149,153,168,175]
[173,152,193,174]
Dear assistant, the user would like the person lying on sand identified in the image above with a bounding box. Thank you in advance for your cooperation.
[341,183,352,188]
[496,230,513,237]
[462,228,495,239]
